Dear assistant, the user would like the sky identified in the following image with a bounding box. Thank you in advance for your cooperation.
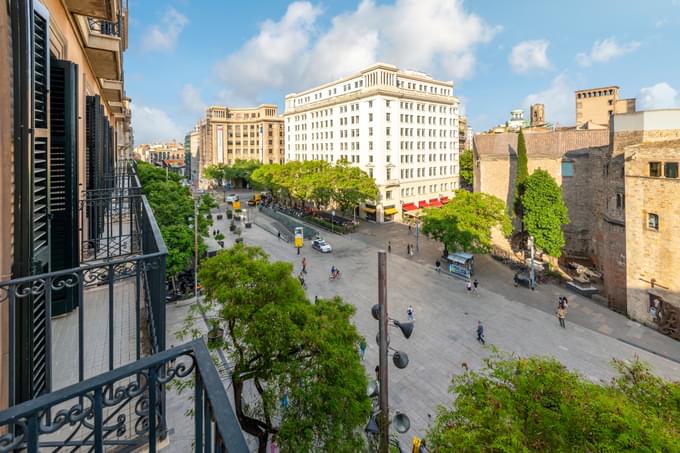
[125,0,680,144]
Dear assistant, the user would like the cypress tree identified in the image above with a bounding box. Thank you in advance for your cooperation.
[514,129,528,219]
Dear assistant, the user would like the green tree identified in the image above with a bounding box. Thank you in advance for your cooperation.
[427,353,680,452]
[522,169,569,257]
[459,149,474,188]
[181,245,371,453]
[421,190,511,253]
[514,128,528,218]
[333,160,379,213]
[202,163,229,186]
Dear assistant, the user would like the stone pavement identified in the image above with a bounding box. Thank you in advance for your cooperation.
[354,220,680,364]
[202,207,680,446]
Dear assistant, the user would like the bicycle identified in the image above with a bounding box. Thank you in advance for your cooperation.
[329,270,342,280]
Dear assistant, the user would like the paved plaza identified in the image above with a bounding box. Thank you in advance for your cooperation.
[195,201,680,446]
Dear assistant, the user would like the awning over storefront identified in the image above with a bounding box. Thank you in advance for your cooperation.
[429,198,442,208]
[440,196,449,204]
[447,252,474,265]
[363,206,377,213]
[384,207,399,216]
[402,203,418,211]
[418,200,429,208]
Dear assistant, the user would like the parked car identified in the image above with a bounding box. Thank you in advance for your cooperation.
[513,271,535,290]
[226,194,239,203]
[247,198,257,206]
[312,238,332,253]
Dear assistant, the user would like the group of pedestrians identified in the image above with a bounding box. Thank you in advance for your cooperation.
[466,279,479,295]
[407,243,416,257]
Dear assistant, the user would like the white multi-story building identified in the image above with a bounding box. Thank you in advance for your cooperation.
[284,63,460,223]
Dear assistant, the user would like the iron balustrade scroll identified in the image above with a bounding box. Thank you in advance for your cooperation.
[0,340,250,453]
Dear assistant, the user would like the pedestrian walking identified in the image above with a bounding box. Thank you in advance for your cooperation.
[476,321,485,344]
[557,306,566,328]
[408,223,412,233]
[409,244,415,257]
[467,280,472,294]
[435,259,441,273]
[407,304,414,321]
[388,241,392,253]
[473,279,479,294]
[277,230,281,240]
[359,337,367,360]
[407,244,411,256]
[314,295,318,303]
[301,256,307,274]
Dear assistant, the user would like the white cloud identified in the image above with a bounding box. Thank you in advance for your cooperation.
[508,40,552,74]
[576,37,640,67]
[131,104,183,144]
[214,0,499,102]
[141,7,188,52]
[181,84,206,114]
[638,82,679,110]
[523,74,573,126]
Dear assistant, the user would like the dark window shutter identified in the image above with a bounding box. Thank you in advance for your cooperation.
[50,58,80,315]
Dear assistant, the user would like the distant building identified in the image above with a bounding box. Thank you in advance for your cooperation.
[575,86,635,128]
[530,103,545,127]
[284,62,460,223]
[184,127,200,186]
[135,142,184,164]
[490,109,532,133]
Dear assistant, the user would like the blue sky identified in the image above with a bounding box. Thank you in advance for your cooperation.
[126,0,680,144]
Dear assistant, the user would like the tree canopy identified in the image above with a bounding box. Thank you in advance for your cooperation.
[522,169,569,257]
[250,160,378,211]
[427,353,680,452]
[203,160,261,187]
[182,244,371,453]
[421,190,512,253]
[459,149,474,188]
[514,129,528,218]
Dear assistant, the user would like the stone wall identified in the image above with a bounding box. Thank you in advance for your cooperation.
[624,140,680,325]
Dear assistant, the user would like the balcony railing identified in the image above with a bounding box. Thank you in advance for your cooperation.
[87,15,121,37]
[0,340,249,452]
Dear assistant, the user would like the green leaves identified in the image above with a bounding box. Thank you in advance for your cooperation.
[421,190,511,254]
[428,354,680,452]
[187,244,371,452]
[515,129,529,218]
[203,160,262,186]
[522,169,569,258]
[251,160,378,211]
[460,149,474,187]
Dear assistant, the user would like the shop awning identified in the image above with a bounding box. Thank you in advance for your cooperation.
[429,198,442,208]
[440,196,449,204]
[384,207,399,216]
[402,202,418,211]
[418,200,429,208]
[363,206,377,213]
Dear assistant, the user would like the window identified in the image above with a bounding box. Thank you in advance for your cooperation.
[561,161,574,177]
[386,190,392,200]
[369,113,373,122]
[648,213,659,231]
[386,127,391,136]
[368,100,373,108]
[616,193,624,209]
[386,100,391,107]
[664,162,678,178]
[649,162,662,177]
[386,113,391,121]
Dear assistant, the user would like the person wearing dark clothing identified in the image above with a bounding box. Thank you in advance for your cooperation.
[388,241,392,253]
[277,231,281,240]
[435,260,441,273]
[476,321,485,344]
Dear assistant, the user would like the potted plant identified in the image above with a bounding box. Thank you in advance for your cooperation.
[226,210,233,219]
[215,233,225,241]
[207,320,224,348]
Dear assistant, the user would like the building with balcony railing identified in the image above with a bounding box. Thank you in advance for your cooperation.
[0,1,248,450]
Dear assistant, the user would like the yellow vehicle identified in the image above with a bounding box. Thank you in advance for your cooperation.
[233,200,241,210]
[255,193,261,203]
[294,227,304,248]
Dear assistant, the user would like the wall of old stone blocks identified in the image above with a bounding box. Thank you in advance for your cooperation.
[625,142,680,324]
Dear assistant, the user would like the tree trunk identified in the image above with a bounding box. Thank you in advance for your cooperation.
[232,378,269,452]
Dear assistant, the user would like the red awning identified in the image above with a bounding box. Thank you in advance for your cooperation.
[440,196,449,204]
[429,198,442,208]
[402,202,418,211]
[418,200,429,208]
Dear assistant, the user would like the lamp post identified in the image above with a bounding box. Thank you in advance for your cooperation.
[528,235,535,289]
[331,210,335,234]
[194,198,199,304]
[415,218,420,253]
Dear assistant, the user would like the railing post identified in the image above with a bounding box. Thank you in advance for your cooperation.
[148,366,157,453]
[194,372,204,452]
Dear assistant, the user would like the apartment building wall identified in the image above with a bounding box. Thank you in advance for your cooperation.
[196,104,284,184]
[2,0,130,406]
[620,111,680,334]
[284,63,459,222]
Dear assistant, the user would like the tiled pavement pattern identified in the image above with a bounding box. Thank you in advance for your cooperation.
[194,200,680,448]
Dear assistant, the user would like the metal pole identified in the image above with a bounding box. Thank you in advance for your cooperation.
[416,219,420,252]
[378,250,389,453]
[194,200,199,304]
[529,236,535,289]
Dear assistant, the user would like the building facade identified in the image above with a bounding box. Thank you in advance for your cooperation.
[619,110,680,338]
[575,86,635,128]
[194,104,284,185]
[1,0,131,411]
[135,142,184,164]
[284,63,460,223]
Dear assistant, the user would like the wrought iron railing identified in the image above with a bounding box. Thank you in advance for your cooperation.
[0,340,249,452]
[87,15,121,37]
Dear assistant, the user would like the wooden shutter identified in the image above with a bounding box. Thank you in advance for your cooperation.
[50,58,80,315]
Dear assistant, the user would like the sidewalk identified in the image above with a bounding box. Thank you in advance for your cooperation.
[354,220,680,364]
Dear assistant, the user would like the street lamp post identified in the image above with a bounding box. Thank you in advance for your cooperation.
[194,198,199,304]
[415,218,420,253]
[377,251,389,453]
[331,210,335,234]
[528,235,535,289]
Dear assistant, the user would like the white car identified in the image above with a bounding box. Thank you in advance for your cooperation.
[312,238,332,253]
[226,194,239,203]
